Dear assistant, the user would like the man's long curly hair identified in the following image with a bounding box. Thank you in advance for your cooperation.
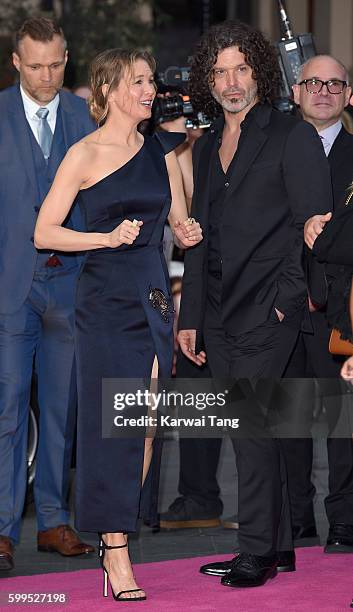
[189,20,282,119]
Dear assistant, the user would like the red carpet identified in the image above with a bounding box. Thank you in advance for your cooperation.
[0,548,352,611]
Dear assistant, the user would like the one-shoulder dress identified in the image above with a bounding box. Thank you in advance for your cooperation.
[74,132,184,533]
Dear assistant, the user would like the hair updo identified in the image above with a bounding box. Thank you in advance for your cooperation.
[88,48,156,125]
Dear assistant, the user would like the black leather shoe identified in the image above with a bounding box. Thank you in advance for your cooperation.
[200,559,233,576]
[200,550,295,576]
[159,496,222,529]
[221,553,278,588]
[325,523,353,553]
[292,524,318,540]
[276,550,296,572]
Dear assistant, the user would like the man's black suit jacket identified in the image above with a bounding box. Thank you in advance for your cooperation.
[326,125,353,281]
[328,125,353,209]
[311,125,353,335]
[308,125,353,304]
[179,103,333,344]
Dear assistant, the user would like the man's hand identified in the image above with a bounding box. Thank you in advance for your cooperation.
[173,218,203,249]
[308,296,322,312]
[341,355,353,384]
[159,115,187,135]
[275,307,285,322]
[304,212,332,249]
[177,329,207,366]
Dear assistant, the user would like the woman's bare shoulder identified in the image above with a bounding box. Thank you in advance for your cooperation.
[65,135,101,167]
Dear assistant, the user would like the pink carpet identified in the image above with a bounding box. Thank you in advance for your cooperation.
[0,548,352,611]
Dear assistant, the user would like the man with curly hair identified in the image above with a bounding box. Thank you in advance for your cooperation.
[177,21,333,588]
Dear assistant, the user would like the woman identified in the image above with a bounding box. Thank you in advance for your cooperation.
[34,48,202,602]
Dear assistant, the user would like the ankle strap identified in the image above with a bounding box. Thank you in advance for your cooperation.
[100,540,127,550]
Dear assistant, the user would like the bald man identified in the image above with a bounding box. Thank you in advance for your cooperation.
[281,55,353,553]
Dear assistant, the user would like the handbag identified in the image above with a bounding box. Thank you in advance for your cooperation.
[329,328,353,356]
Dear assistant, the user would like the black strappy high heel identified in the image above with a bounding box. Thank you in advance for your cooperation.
[100,537,146,602]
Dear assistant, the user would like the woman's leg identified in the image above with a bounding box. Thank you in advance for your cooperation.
[142,355,158,485]
[102,355,159,600]
[101,532,145,600]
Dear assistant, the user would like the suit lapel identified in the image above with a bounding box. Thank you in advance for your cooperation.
[8,86,39,197]
[59,90,85,233]
[59,90,80,150]
[193,117,223,231]
[328,126,351,167]
[328,126,353,206]
[223,112,269,209]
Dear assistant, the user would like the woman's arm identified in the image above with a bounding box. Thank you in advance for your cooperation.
[175,143,193,212]
[165,150,202,249]
[159,117,194,211]
[34,143,141,251]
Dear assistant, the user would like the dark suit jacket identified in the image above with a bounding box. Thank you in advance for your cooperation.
[313,195,353,341]
[0,85,95,315]
[179,103,333,342]
[308,124,353,304]
[326,125,353,276]
[328,125,353,209]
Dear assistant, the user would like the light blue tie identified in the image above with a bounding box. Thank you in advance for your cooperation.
[36,107,53,160]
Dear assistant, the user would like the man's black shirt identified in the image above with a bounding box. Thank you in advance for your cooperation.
[207,103,260,279]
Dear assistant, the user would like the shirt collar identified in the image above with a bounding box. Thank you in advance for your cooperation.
[20,85,60,120]
[213,101,264,141]
[240,101,262,128]
[318,120,342,147]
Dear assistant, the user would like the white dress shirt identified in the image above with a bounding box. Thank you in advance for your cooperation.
[318,120,342,157]
[20,85,59,146]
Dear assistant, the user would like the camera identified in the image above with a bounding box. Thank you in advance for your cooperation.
[276,0,316,97]
[154,66,211,130]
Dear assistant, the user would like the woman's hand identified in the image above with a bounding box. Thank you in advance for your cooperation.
[304,212,332,249]
[109,219,143,248]
[173,218,203,249]
[341,355,353,384]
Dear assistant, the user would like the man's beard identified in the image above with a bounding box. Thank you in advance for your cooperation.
[212,84,258,114]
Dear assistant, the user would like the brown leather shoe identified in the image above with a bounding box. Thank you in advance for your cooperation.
[37,525,95,556]
[0,536,14,570]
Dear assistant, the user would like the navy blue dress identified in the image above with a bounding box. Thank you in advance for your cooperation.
[74,132,184,533]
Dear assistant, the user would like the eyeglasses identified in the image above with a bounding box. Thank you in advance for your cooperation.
[299,78,347,94]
